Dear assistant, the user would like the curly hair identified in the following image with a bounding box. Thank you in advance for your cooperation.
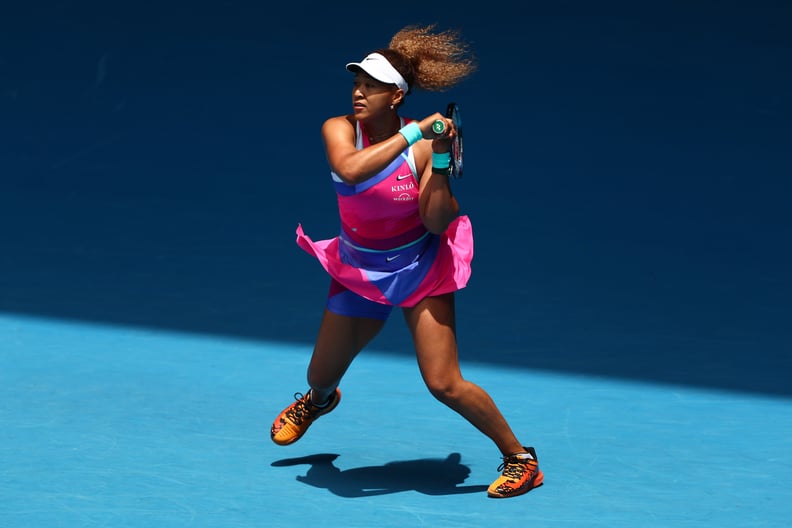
[376,24,477,93]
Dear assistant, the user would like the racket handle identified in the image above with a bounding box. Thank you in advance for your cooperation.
[432,119,446,135]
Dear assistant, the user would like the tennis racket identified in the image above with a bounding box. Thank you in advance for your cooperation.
[446,102,463,178]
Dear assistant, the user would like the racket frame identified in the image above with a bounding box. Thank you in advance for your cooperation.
[446,102,463,178]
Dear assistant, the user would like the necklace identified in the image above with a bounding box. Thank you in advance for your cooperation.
[364,116,401,144]
[367,130,395,144]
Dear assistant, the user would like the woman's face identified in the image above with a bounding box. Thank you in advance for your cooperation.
[351,72,401,118]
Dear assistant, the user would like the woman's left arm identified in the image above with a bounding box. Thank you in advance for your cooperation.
[416,137,460,234]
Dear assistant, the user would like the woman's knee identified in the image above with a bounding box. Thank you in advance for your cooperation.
[424,376,465,404]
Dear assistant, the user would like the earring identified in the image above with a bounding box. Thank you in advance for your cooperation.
[390,104,395,110]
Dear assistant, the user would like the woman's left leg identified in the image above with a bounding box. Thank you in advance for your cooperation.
[401,293,524,456]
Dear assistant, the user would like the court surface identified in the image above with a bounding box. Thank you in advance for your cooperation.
[2,2,791,527]
[2,313,790,527]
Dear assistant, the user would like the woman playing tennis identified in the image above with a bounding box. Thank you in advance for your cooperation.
[270,24,543,499]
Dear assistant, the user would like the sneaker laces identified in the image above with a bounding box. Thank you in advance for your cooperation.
[285,392,313,425]
[498,455,533,480]
[285,391,334,425]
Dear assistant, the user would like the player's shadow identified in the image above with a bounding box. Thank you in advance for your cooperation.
[271,452,488,497]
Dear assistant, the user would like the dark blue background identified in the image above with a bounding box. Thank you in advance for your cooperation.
[2,1,790,394]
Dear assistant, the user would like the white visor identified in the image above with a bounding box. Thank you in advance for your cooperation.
[346,52,409,92]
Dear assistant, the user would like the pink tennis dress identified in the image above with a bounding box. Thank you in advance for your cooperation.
[296,118,474,308]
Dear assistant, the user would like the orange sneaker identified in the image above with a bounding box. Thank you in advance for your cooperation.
[487,446,544,498]
[270,389,341,446]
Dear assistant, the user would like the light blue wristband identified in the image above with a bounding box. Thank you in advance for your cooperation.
[432,151,451,169]
[398,122,423,146]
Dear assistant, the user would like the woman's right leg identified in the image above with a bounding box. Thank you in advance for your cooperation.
[306,308,386,404]
[271,297,387,446]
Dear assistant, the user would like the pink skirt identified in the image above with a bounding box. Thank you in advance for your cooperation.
[296,215,474,307]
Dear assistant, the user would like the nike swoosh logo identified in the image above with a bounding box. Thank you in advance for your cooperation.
[396,174,411,180]
[385,255,401,262]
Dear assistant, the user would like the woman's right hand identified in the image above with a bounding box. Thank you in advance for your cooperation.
[418,112,455,140]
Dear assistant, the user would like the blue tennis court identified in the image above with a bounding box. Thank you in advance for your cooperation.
[3,313,791,527]
[2,2,790,527]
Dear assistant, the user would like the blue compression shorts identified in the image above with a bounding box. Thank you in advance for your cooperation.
[326,279,393,320]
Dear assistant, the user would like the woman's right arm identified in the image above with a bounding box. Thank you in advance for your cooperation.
[322,116,415,185]
[322,114,446,185]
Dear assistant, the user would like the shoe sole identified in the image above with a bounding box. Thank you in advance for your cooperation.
[487,469,544,499]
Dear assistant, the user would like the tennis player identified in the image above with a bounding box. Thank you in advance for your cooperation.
[270,24,542,499]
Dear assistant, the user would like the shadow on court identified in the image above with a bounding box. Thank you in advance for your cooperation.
[2,183,790,398]
[271,453,488,497]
